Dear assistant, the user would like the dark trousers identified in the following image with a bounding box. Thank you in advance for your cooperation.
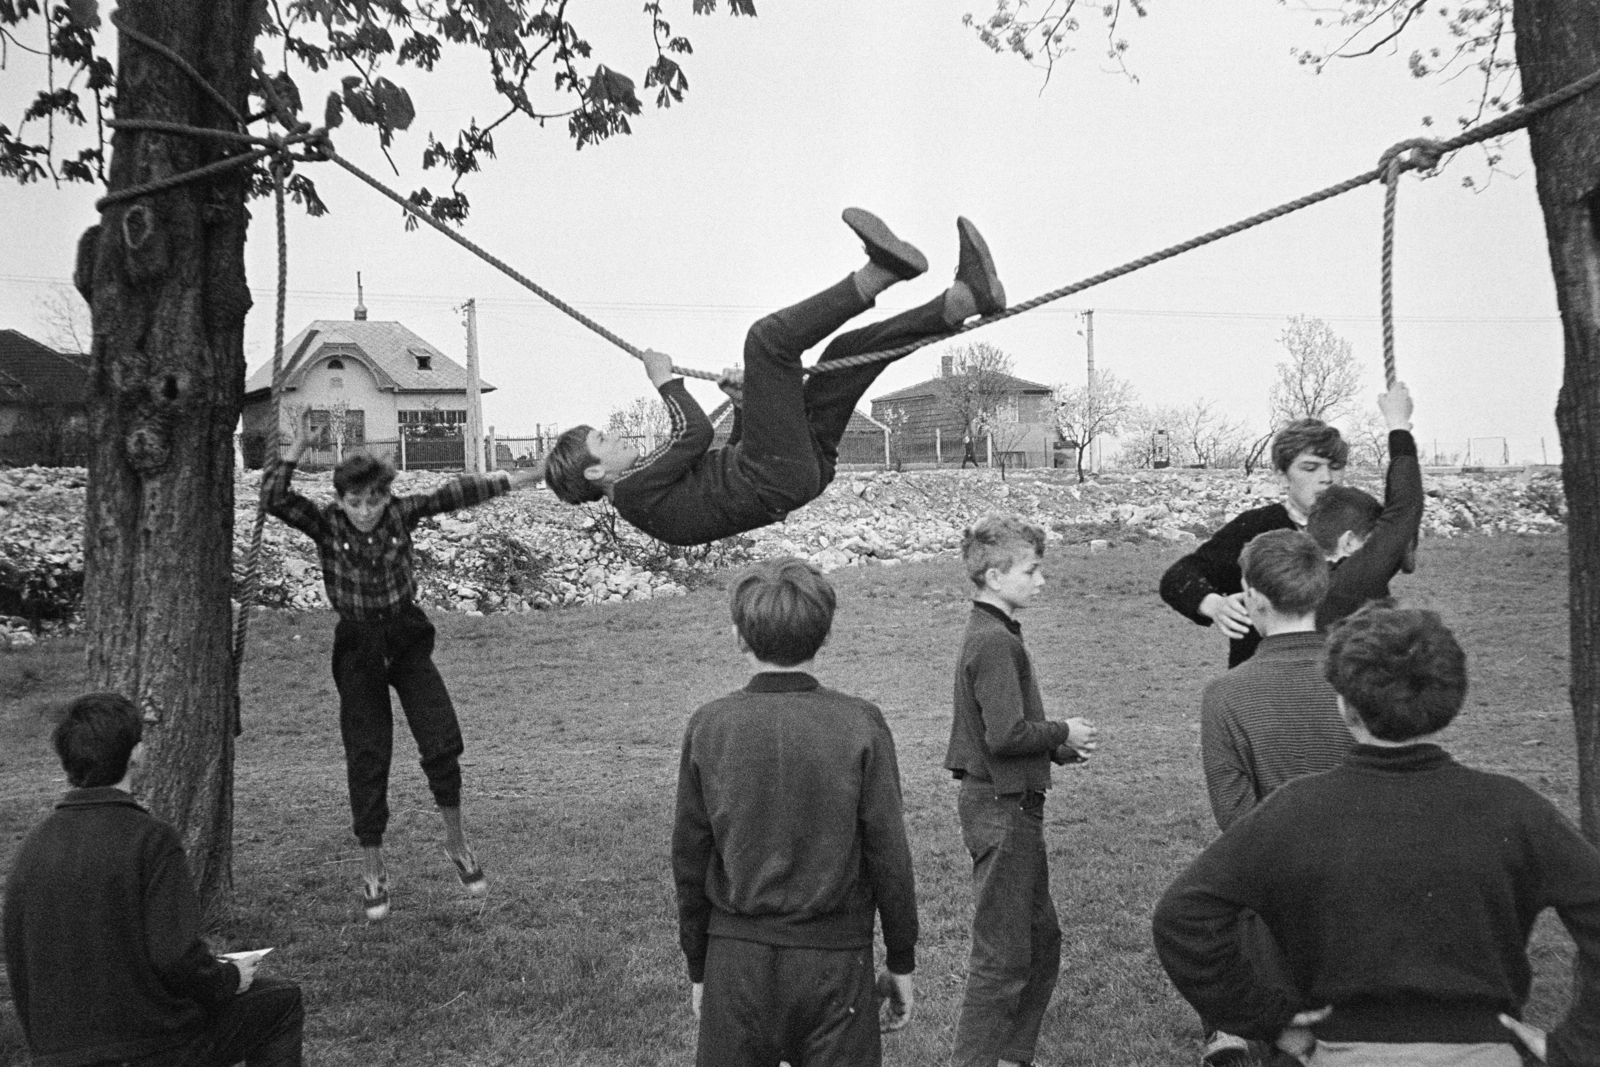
[124,977,304,1067]
[332,602,465,847]
[953,784,1062,1067]
[697,937,880,1067]
[736,276,949,515]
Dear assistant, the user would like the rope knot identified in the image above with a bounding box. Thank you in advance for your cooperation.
[1377,137,1447,179]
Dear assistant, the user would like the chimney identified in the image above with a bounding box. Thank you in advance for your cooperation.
[941,353,953,377]
[354,272,368,321]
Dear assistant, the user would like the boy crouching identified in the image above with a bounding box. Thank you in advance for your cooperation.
[672,557,919,1067]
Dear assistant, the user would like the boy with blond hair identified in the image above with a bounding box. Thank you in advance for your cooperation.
[672,557,919,1067]
[945,515,1098,1067]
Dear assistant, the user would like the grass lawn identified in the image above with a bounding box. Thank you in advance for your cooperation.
[0,532,1580,1066]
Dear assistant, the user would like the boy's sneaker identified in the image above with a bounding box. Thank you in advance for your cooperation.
[842,208,928,281]
[955,216,1006,316]
[362,874,390,922]
[1200,1030,1251,1067]
[447,848,488,898]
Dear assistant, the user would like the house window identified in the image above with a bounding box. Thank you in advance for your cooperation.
[415,354,432,371]
[397,409,465,434]
[326,358,345,371]
[329,376,344,390]
[307,409,365,445]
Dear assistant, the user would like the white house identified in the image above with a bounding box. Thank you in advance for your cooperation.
[240,303,493,466]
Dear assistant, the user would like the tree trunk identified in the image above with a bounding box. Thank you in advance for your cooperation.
[1514,0,1600,846]
[81,0,255,909]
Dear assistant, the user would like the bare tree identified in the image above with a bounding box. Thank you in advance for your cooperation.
[1116,403,1184,469]
[606,395,672,443]
[1270,315,1365,425]
[937,341,1017,458]
[35,283,93,356]
[1348,406,1392,469]
[1176,397,1250,469]
[1054,369,1137,483]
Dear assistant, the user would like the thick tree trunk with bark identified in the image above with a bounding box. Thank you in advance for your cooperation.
[1515,0,1600,845]
[80,0,255,908]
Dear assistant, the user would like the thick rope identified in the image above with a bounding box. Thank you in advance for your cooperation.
[231,159,289,686]
[94,147,273,210]
[109,12,246,129]
[324,150,723,383]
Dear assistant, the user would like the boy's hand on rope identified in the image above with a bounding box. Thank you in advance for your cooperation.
[1378,381,1414,432]
[641,349,677,389]
[1200,592,1253,640]
[717,367,745,407]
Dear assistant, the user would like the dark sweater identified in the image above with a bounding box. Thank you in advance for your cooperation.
[1160,502,1298,667]
[671,672,919,982]
[944,602,1076,795]
[1317,430,1423,630]
[1153,745,1600,1064]
[611,379,778,546]
[1199,630,1352,831]
[4,788,240,1067]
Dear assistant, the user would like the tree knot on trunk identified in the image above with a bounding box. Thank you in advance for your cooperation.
[125,419,173,474]
[119,203,170,283]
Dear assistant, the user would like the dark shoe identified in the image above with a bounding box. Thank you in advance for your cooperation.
[447,848,488,898]
[1199,1030,1251,1067]
[955,216,1005,316]
[362,875,390,922]
[842,208,928,281]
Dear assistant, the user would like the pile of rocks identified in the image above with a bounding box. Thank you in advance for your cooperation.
[0,462,1567,640]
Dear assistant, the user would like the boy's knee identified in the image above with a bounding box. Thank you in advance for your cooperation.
[744,315,803,366]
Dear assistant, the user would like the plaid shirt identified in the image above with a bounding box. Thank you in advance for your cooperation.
[261,457,509,620]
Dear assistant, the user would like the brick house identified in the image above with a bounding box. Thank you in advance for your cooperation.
[869,354,1057,468]
[0,329,90,467]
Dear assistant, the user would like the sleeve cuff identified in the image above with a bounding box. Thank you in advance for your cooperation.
[1388,429,1417,457]
[885,946,916,975]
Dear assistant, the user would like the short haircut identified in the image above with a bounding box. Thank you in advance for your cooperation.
[729,557,836,667]
[1271,418,1349,473]
[1305,485,1383,552]
[1240,529,1328,617]
[544,425,604,504]
[961,514,1046,588]
[53,692,143,788]
[333,453,396,497]
[1324,605,1467,741]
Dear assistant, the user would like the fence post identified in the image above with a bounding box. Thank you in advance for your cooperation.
[935,427,942,466]
[487,425,497,470]
[986,433,994,468]
[399,430,407,471]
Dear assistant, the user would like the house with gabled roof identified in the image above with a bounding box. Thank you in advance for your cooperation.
[0,329,91,466]
[707,399,892,466]
[239,298,493,467]
[869,353,1058,468]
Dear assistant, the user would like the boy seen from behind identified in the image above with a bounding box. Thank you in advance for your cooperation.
[945,515,1098,1067]
[672,557,919,1067]
[1306,381,1423,631]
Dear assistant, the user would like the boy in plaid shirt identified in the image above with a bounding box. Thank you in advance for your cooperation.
[263,416,539,921]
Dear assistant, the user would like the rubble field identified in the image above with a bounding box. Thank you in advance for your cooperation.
[0,462,1567,647]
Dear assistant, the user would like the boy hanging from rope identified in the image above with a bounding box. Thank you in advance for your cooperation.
[263,417,541,921]
[543,208,1006,545]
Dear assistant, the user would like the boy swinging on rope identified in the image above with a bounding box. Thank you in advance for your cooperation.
[544,209,1006,545]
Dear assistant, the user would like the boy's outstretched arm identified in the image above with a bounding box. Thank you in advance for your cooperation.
[260,414,330,540]
[1335,383,1423,584]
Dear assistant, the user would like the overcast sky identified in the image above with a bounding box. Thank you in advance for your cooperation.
[0,1,1567,463]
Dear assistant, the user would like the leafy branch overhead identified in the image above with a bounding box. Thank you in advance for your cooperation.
[2,0,756,223]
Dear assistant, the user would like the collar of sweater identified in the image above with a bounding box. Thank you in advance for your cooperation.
[745,671,820,693]
[56,786,145,811]
[1253,631,1325,656]
[971,600,1021,635]
[1345,743,1453,774]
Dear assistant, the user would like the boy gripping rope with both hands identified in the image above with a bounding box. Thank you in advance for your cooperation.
[263,417,540,921]
[672,557,919,1067]
[544,208,1005,545]
[945,515,1098,1067]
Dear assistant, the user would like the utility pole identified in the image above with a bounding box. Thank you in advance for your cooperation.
[463,299,484,473]
[1082,308,1099,473]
